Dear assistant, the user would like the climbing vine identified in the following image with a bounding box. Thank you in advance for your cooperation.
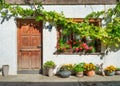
[86,3,120,47]
[0,0,120,47]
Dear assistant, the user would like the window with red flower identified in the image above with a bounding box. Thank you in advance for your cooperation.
[56,18,101,54]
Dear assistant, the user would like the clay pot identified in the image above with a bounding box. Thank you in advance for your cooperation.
[86,70,95,77]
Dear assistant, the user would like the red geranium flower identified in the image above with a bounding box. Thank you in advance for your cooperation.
[89,46,93,50]
[79,47,83,51]
[75,47,79,52]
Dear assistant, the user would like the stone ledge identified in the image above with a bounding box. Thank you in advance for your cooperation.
[0,74,120,82]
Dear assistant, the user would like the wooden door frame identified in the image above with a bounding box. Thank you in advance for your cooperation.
[16,18,43,74]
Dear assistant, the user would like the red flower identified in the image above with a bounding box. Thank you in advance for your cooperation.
[82,43,87,47]
[73,42,77,45]
[81,43,87,48]
[79,47,83,51]
[67,40,72,44]
[84,45,89,50]
[75,47,79,52]
[89,46,93,50]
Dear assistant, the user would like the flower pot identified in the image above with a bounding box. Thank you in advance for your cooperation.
[43,68,48,76]
[86,70,95,77]
[48,68,54,77]
[115,70,120,75]
[59,70,71,78]
[2,65,9,77]
[105,71,115,76]
[76,71,83,77]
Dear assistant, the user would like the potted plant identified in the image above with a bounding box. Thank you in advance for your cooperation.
[104,65,116,76]
[58,64,74,78]
[43,60,56,77]
[84,63,96,76]
[115,68,120,75]
[73,62,85,77]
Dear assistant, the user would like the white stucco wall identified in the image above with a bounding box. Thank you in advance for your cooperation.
[0,17,17,75]
[0,5,119,75]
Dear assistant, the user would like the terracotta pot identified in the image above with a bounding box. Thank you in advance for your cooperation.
[86,70,95,77]
[76,71,83,77]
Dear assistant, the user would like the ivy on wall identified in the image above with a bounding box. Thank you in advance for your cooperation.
[86,3,120,47]
[0,0,120,48]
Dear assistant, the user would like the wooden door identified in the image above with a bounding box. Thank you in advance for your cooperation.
[17,19,42,71]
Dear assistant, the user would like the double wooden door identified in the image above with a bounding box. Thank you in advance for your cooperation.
[17,19,42,71]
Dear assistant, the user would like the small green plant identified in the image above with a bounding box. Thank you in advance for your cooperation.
[43,61,56,69]
[116,68,120,71]
[73,62,85,72]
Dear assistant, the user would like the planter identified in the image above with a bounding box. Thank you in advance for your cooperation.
[43,68,48,76]
[86,70,95,77]
[48,68,54,77]
[76,71,83,77]
[43,68,54,77]
[115,70,120,75]
[2,65,9,77]
[59,70,71,78]
[105,71,115,76]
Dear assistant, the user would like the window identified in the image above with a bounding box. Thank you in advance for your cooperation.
[56,18,101,55]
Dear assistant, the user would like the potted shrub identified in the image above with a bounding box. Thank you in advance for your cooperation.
[84,63,96,76]
[43,60,56,77]
[104,65,116,76]
[58,64,74,78]
[115,68,120,75]
[73,62,85,77]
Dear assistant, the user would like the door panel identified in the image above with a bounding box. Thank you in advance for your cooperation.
[20,51,31,69]
[31,51,41,69]
[17,19,42,71]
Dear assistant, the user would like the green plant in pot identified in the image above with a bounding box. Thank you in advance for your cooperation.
[43,60,56,77]
[73,62,85,77]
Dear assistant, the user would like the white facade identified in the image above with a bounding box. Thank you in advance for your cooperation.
[0,5,120,75]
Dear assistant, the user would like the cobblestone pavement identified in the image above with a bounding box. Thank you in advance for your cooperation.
[0,74,120,86]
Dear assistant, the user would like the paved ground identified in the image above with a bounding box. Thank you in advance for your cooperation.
[0,74,120,86]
